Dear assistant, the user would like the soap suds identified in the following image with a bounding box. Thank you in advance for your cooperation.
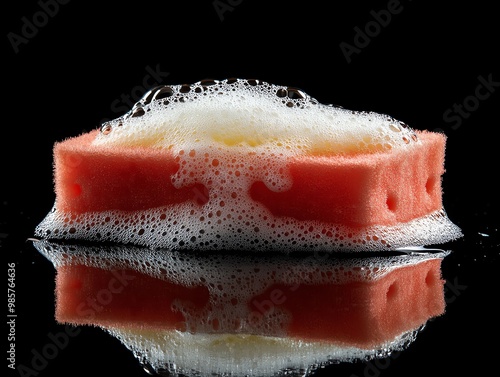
[107,327,423,377]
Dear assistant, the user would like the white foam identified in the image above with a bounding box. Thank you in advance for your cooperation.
[93,79,419,155]
[35,204,462,251]
[34,240,449,283]
[105,327,422,377]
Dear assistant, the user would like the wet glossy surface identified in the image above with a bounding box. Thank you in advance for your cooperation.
[34,240,448,368]
[4,207,498,377]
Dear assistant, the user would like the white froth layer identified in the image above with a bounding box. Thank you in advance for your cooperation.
[105,327,422,377]
[93,79,419,155]
[35,240,448,284]
[35,205,462,251]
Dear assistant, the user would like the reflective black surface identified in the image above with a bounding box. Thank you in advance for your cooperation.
[3,1,498,376]
[31,240,451,376]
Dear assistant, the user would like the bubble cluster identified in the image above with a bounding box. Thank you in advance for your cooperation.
[96,78,419,154]
[35,240,448,283]
[36,203,461,251]
[107,326,423,377]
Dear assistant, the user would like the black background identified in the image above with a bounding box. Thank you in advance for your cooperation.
[2,1,498,376]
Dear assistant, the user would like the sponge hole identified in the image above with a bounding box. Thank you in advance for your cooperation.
[425,269,436,286]
[386,193,397,212]
[69,183,82,198]
[425,177,437,195]
[386,281,398,301]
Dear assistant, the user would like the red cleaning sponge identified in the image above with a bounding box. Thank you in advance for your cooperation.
[35,79,462,251]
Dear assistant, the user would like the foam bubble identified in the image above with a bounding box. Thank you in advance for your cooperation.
[35,240,449,283]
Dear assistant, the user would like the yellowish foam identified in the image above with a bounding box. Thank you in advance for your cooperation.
[106,326,422,376]
[93,79,418,156]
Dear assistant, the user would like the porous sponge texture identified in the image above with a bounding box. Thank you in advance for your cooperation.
[55,130,444,227]
[54,130,203,213]
[54,258,445,349]
[55,265,210,329]
[277,258,445,347]
[250,131,445,227]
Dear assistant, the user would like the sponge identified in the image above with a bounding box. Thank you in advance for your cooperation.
[35,78,461,251]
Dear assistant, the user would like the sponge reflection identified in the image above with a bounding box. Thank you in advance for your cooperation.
[33,240,448,377]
